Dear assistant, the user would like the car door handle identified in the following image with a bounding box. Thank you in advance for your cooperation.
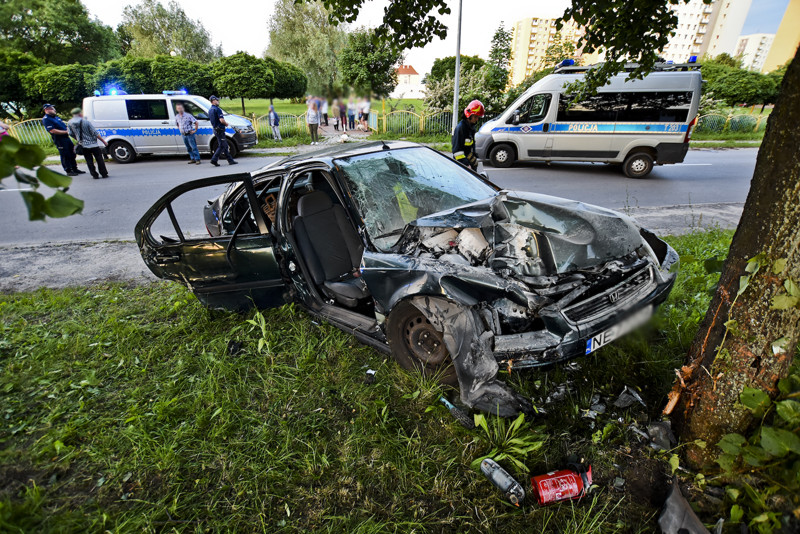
[543,123,550,133]
[161,121,170,124]
[154,254,180,264]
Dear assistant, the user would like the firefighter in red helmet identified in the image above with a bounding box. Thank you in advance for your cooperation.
[452,99,484,171]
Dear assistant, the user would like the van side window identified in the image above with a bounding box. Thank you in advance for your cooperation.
[557,94,618,122]
[126,99,170,121]
[172,100,207,118]
[616,92,692,122]
[510,94,552,124]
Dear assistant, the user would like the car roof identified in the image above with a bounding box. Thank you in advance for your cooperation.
[252,140,422,176]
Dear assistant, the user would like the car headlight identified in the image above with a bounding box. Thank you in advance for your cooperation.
[234,125,254,134]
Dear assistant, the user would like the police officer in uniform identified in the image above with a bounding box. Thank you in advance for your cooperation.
[42,104,83,176]
[451,99,484,172]
[208,95,237,167]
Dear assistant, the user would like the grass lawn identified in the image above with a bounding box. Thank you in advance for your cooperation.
[3,229,782,532]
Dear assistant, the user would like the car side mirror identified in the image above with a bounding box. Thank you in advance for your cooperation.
[512,112,520,125]
[197,112,209,120]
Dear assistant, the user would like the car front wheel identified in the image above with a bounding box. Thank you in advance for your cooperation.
[489,143,515,168]
[623,152,654,178]
[211,138,239,159]
[108,140,136,164]
[386,300,457,386]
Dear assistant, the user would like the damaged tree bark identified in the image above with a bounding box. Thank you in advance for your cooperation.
[410,296,533,417]
[669,48,800,468]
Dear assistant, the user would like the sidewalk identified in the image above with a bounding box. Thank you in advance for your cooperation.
[0,202,742,293]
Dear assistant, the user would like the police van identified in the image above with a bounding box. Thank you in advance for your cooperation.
[81,92,257,163]
[474,63,702,178]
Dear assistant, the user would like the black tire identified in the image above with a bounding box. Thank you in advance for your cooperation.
[211,137,239,159]
[386,300,458,386]
[623,152,654,178]
[108,140,136,164]
[489,143,515,168]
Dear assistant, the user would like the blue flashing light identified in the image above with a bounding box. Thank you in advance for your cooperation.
[688,55,698,63]
[110,89,118,95]
[558,59,575,68]
[162,90,188,95]
[94,90,101,96]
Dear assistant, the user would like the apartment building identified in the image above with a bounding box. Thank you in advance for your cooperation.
[660,0,753,63]
[735,33,775,71]
[761,0,800,73]
[509,18,603,86]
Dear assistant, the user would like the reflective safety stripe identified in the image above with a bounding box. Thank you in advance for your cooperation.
[454,151,465,159]
[464,139,474,146]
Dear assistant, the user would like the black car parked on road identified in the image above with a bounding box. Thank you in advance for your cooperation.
[135,142,678,415]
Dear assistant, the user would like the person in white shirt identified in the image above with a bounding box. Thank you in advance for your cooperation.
[321,99,329,126]
[306,101,321,145]
[347,99,357,130]
[361,98,371,132]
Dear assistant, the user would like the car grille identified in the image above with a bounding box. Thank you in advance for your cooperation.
[563,266,655,324]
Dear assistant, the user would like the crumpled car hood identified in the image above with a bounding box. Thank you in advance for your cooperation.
[403,190,644,277]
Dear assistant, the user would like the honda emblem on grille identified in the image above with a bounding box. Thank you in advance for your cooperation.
[608,290,622,304]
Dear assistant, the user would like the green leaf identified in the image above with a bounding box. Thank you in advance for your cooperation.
[14,168,39,186]
[15,144,45,169]
[19,190,47,221]
[726,487,741,501]
[36,166,72,189]
[668,454,679,474]
[740,386,771,416]
[741,445,771,466]
[775,400,800,426]
[44,190,83,218]
[718,433,747,455]
[0,153,14,178]
[730,504,744,523]
[0,135,20,153]
[703,257,725,273]
[745,254,764,274]
[760,426,800,457]
[737,275,750,296]
[784,278,800,298]
[772,258,787,274]
[716,452,737,472]
[772,337,790,355]
[771,295,799,310]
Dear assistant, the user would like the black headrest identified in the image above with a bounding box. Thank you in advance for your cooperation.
[297,191,333,217]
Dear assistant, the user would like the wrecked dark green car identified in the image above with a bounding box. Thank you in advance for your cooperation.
[135,142,678,416]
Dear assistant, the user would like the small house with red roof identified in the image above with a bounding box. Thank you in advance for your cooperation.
[391,64,425,99]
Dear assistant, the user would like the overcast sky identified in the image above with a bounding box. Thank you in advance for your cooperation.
[81,0,786,76]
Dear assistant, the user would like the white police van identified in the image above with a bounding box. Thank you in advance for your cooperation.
[475,63,702,178]
[81,92,257,163]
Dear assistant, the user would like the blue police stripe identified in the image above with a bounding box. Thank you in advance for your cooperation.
[96,127,234,137]
[491,122,687,134]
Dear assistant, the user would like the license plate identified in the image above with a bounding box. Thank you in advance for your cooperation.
[584,305,653,355]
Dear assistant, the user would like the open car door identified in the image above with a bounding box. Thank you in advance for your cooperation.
[134,172,289,311]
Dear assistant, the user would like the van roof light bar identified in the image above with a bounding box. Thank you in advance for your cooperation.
[553,61,702,74]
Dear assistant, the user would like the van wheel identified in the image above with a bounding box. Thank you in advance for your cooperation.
[386,301,458,386]
[210,138,239,158]
[489,143,515,168]
[108,141,136,164]
[623,152,654,178]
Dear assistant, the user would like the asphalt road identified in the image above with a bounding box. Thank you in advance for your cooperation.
[0,148,756,246]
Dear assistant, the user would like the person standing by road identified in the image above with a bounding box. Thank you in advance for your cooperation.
[347,99,357,130]
[208,95,237,167]
[42,104,82,177]
[321,99,329,126]
[306,101,320,145]
[361,98,371,132]
[452,99,484,172]
[339,101,347,132]
[68,108,109,179]
[268,104,282,141]
[175,103,200,165]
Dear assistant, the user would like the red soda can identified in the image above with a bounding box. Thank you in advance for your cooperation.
[531,465,592,505]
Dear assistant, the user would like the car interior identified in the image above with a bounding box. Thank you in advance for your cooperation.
[285,170,373,309]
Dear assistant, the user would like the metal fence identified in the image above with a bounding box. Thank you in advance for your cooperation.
[252,113,308,139]
[695,113,768,133]
[7,119,51,146]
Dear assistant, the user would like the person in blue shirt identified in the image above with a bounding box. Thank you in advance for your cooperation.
[42,104,83,176]
[207,95,237,167]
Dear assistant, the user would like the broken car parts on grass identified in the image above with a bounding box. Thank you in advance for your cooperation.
[135,142,678,416]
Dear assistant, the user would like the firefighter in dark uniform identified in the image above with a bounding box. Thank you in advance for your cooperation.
[451,99,484,172]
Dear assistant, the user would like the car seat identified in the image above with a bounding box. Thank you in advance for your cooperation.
[293,191,368,307]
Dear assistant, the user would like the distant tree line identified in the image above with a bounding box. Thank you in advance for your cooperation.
[0,0,307,119]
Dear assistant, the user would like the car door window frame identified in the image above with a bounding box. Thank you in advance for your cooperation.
[509,93,552,125]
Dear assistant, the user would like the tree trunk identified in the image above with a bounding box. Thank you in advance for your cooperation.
[669,47,800,468]
[241,96,246,116]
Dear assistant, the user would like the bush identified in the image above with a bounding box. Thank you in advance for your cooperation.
[23,64,98,110]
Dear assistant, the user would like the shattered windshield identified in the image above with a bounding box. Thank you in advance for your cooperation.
[336,147,497,250]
